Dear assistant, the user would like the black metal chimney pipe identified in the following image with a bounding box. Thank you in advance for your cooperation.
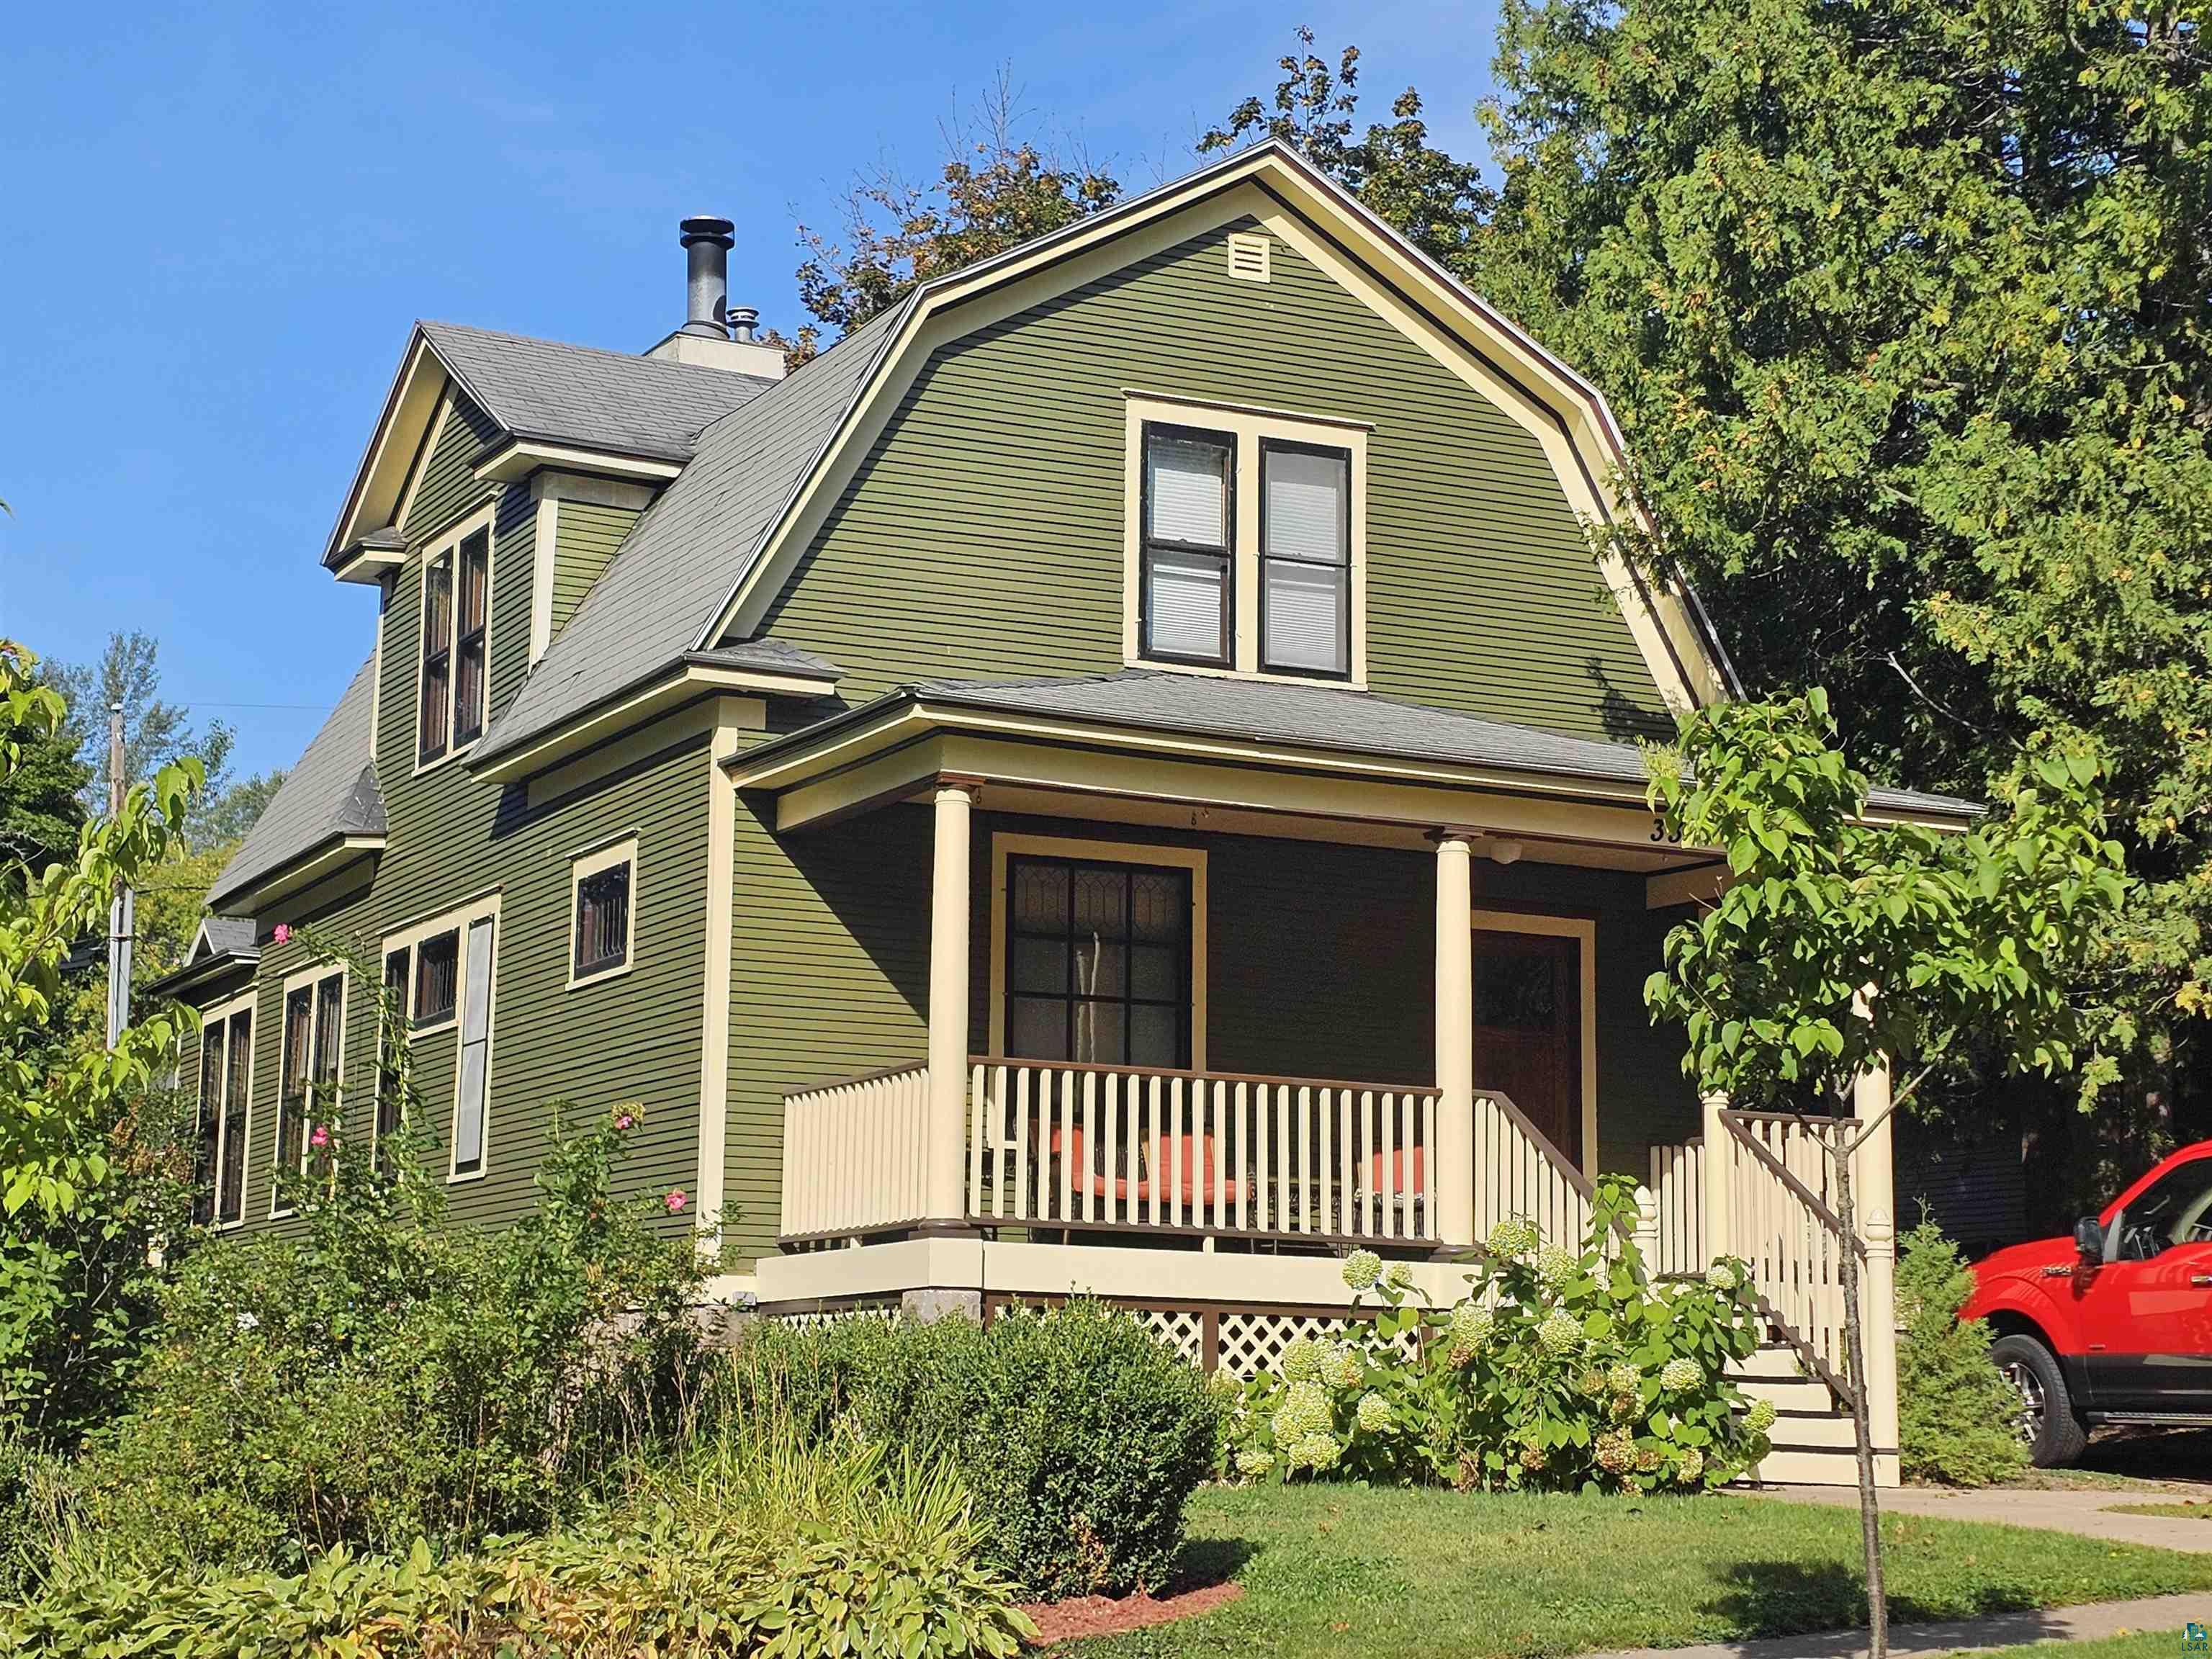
[679,215,735,339]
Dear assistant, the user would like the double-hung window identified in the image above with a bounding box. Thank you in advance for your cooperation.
[375,948,408,1173]
[1260,442,1352,676]
[1140,426,1234,666]
[193,995,254,1227]
[381,897,499,1180]
[417,513,492,766]
[274,968,344,1213]
[1126,397,1367,683]
[1002,853,1196,1071]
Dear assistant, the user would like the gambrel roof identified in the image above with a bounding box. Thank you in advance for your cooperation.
[470,139,1740,775]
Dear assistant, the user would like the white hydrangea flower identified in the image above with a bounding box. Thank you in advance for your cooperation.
[1295,1431,1343,1473]
[1234,1446,1274,1479]
[1280,1336,1322,1382]
[1660,1357,1702,1392]
[1326,1341,1363,1391]
[1446,1299,1493,1364]
[1595,1428,1636,1475]
[1676,1447,1705,1485]
[1272,1379,1334,1444]
[1355,1391,1391,1434]
[1745,1398,1778,1433]
[1341,1249,1382,1291]
[1385,1260,1416,1290]
[1535,1243,1578,1290]
[1704,1262,1737,1292]
[1606,1362,1641,1396]
[1536,1309,1582,1357]
[1488,1216,1539,1258]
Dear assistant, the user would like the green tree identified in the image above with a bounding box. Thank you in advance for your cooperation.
[0,668,87,896]
[1643,691,2128,1653]
[53,631,235,841]
[1466,0,2212,1166]
[792,74,1120,349]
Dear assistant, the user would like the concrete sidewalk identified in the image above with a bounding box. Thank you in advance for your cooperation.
[1751,1482,2212,1555]
[1576,1591,2202,1659]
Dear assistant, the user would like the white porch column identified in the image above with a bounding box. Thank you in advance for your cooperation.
[1853,1056,1901,1473]
[923,779,977,1229]
[1701,1087,1732,1267]
[1433,832,1475,1251]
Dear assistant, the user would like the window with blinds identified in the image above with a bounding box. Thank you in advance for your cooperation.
[413,928,459,1027]
[418,550,453,764]
[1261,442,1352,676]
[417,515,492,766]
[571,845,634,983]
[453,528,489,745]
[1004,855,1192,1069]
[1141,426,1233,665]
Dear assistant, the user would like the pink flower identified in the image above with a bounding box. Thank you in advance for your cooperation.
[309,1125,329,1150]
[665,1190,687,1213]
[613,1111,636,1132]
[271,923,291,945]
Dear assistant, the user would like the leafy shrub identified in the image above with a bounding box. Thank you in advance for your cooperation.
[68,1105,710,1575]
[1897,1218,2030,1485]
[1223,1174,1772,1491]
[8,1439,1034,1658]
[0,1084,196,1451]
[0,1426,70,1602]
[724,1300,1218,1598]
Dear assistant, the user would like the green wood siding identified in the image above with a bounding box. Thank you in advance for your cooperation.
[757,217,1671,740]
[552,500,639,642]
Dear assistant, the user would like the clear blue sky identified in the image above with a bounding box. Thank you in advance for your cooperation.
[0,1,1500,781]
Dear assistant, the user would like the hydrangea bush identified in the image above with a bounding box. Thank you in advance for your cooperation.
[1223,1174,1774,1493]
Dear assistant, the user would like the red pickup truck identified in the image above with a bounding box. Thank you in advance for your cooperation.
[1962,1141,2212,1467]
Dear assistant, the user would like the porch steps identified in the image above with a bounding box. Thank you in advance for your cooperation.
[1728,1344,1887,1488]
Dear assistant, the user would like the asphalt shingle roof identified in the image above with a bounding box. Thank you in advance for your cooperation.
[209,652,386,910]
[792,670,1980,820]
[197,916,258,959]
[419,320,777,464]
[472,306,906,765]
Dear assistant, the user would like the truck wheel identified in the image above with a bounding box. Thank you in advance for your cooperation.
[1991,1334,2087,1467]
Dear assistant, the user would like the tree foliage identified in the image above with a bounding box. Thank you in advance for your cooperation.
[792,76,1120,350]
[1467,0,2212,1100]
[0,642,202,1218]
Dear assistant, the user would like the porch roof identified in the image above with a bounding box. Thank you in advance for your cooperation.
[727,670,1978,828]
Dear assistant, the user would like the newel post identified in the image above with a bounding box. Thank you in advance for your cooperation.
[1700,1087,1731,1267]
[1853,1056,1901,1470]
[1632,1182,1661,1269]
[1432,831,1476,1252]
[923,779,977,1230]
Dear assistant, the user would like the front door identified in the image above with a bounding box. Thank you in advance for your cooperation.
[1471,930,1583,1167]
[2075,1151,2212,1415]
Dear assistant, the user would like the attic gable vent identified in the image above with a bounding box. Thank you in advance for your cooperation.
[1226,232,1272,284]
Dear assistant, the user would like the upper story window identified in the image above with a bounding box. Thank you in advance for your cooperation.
[194,994,254,1228]
[570,837,637,987]
[417,509,493,768]
[1124,396,1368,685]
[382,894,500,1181]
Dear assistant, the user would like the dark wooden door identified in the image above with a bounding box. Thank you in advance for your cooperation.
[1471,930,1583,1166]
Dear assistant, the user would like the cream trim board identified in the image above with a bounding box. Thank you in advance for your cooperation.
[985,832,1210,1071]
[393,387,453,539]
[379,892,503,1182]
[269,963,346,1218]
[529,493,559,665]
[477,673,794,788]
[328,333,446,565]
[693,704,747,1255]
[413,501,499,776]
[567,835,639,990]
[198,987,258,1232]
[380,890,501,1040]
[1123,395,1368,686]
[472,439,683,485]
[1469,908,1599,1179]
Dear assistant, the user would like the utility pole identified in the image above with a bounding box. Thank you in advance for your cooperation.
[104,701,133,1049]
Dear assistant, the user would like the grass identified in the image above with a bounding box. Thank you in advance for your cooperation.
[2108,1501,2212,1521]
[1953,1637,2195,1659]
[1064,1485,2212,1658]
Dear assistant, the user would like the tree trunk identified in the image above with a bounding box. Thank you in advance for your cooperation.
[1833,1128,1887,1656]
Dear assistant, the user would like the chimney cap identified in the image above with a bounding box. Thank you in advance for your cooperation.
[680,215,735,250]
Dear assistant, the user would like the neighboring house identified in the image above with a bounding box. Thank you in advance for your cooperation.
[152,143,1971,1481]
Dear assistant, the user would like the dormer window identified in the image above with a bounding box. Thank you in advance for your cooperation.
[417,508,493,768]
[1124,395,1368,685]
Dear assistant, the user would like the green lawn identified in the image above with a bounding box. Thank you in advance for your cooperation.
[2108,1501,2212,1521]
[1955,1636,2194,1659]
[1064,1486,2212,1658]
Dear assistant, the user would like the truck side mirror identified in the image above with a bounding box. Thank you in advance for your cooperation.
[2074,1215,2107,1262]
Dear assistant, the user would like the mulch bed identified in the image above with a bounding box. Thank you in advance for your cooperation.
[1020,1580,1244,1646]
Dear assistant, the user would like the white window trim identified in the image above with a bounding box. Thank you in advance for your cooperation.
[269,962,346,1218]
[380,891,502,1182]
[985,832,1209,1071]
[199,987,257,1232]
[1470,909,1599,1180]
[567,833,639,990]
[413,501,498,775]
[1123,392,1369,688]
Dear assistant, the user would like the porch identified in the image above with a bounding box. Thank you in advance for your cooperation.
[729,672,1929,1480]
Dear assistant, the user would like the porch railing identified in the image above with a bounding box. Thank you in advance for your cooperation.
[1646,1135,1707,1277]
[1717,1110,1860,1388]
[1473,1089,1593,1251]
[781,1063,931,1241]
[966,1058,1441,1244]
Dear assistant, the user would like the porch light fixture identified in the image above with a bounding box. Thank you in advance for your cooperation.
[1483,839,1524,866]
